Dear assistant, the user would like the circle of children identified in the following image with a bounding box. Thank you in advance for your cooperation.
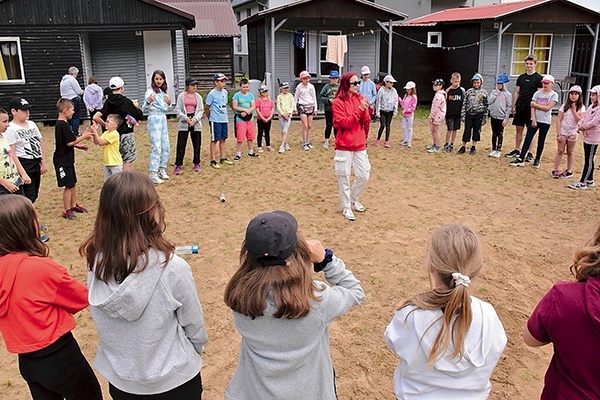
[0,53,599,399]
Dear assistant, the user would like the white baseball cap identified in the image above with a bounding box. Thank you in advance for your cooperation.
[588,85,600,95]
[383,74,397,83]
[360,66,370,75]
[109,76,125,89]
[403,81,416,89]
[541,74,555,84]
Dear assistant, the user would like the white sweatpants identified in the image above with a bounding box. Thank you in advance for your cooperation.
[334,149,371,209]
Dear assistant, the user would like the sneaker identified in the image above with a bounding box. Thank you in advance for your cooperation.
[374,139,381,146]
[586,180,596,188]
[384,141,390,148]
[323,141,329,149]
[427,145,440,153]
[488,150,496,157]
[569,181,587,190]
[266,146,274,152]
[284,144,291,151]
[302,144,310,151]
[220,158,233,165]
[560,170,573,178]
[174,166,182,175]
[401,141,408,146]
[469,146,476,155]
[307,142,314,149]
[40,232,50,242]
[193,164,201,172]
[448,144,454,153]
[158,169,169,180]
[342,207,356,221]
[457,146,466,155]
[443,143,449,152]
[233,155,242,161]
[493,150,501,158]
[72,204,88,213]
[525,152,534,163]
[62,209,77,220]
[210,160,221,169]
[505,149,520,158]
[352,200,365,212]
[509,158,525,167]
[532,160,540,169]
[149,173,164,184]
[279,146,285,153]
[551,170,560,179]
[248,152,260,158]
[257,147,264,153]
[407,143,412,148]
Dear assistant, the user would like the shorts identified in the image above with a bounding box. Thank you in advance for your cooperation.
[512,106,530,127]
[210,122,228,141]
[297,104,315,115]
[119,133,137,163]
[560,133,579,142]
[235,120,256,142]
[55,165,77,188]
[103,165,123,181]
[445,116,461,131]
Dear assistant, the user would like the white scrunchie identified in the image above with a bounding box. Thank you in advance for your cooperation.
[452,272,471,288]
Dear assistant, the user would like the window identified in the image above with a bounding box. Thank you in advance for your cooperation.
[246,8,251,18]
[511,34,552,76]
[235,37,242,52]
[0,37,25,83]
[236,11,241,23]
[427,32,442,48]
[320,31,342,77]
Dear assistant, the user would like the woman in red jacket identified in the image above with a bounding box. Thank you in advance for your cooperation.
[0,194,102,400]
[332,72,371,221]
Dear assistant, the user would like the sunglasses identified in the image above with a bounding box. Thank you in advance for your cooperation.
[349,81,360,86]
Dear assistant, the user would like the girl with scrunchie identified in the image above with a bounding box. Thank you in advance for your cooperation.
[385,224,507,399]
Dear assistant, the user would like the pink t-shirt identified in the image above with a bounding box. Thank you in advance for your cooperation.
[255,97,274,119]
[527,277,600,400]
[184,93,197,114]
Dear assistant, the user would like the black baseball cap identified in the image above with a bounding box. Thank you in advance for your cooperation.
[8,97,32,111]
[185,77,198,86]
[245,211,298,266]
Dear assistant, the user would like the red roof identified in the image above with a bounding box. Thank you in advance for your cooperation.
[159,0,240,37]
[403,0,546,25]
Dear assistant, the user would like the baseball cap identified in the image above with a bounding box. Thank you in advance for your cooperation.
[569,85,582,94]
[383,74,397,83]
[471,73,483,82]
[8,97,32,111]
[541,74,555,84]
[329,70,340,78]
[245,211,298,266]
[259,85,269,93]
[280,82,290,88]
[432,78,444,86]
[404,81,416,89]
[588,85,600,95]
[360,66,370,75]
[109,76,125,89]
[496,74,510,84]
[213,73,227,81]
[299,71,311,79]
[185,77,198,86]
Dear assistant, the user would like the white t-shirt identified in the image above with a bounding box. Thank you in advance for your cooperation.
[532,90,559,125]
[5,120,43,159]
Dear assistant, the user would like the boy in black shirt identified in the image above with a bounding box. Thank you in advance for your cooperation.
[54,98,93,220]
[444,73,465,153]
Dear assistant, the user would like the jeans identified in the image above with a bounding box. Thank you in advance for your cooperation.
[69,97,81,135]
[519,122,550,161]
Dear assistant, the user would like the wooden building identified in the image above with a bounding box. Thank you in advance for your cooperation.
[0,0,194,121]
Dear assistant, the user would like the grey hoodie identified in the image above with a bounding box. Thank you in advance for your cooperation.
[88,249,207,395]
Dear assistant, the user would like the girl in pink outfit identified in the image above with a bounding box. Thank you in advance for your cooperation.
[255,85,275,152]
[428,79,447,153]
[569,84,600,190]
[399,81,418,147]
[294,71,318,150]
[552,86,584,179]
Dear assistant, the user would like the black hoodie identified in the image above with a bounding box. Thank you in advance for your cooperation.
[100,94,143,135]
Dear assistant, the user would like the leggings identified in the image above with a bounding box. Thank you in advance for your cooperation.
[324,110,337,139]
[377,111,394,141]
[519,122,550,162]
[175,114,201,166]
[490,117,504,151]
[579,142,598,183]
[402,115,413,144]
[109,373,202,400]
[257,119,272,147]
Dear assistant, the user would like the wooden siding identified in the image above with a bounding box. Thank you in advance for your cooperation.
[271,31,293,85]
[188,38,234,90]
[348,33,379,77]
[502,2,600,24]
[0,31,83,121]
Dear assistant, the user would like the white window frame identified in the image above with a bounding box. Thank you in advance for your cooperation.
[427,32,442,48]
[319,30,343,78]
[510,33,553,76]
[0,37,26,84]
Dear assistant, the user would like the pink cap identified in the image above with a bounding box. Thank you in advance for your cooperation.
[569,85,582,94]
[299,71,310,79]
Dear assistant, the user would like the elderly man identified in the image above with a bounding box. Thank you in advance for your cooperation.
[60,66,84,135]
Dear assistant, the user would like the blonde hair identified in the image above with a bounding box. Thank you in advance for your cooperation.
[399,224,483,367]
[451,72,461,80]
[570,222,600,282]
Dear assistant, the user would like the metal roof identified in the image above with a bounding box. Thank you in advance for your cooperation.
[159,0,241,36]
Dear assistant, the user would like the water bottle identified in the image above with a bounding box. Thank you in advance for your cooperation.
[175,244,199,255]
[220,193,226,202]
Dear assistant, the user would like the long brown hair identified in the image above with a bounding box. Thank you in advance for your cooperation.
[564,90,583,112]
[151,69,168,93]
[79,171,173,283]
[399,224,483,367]
[570,223,600,282]
[224,233,322,319]
[0,195,48,257]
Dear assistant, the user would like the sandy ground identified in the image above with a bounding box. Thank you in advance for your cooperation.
[0,114,599,399]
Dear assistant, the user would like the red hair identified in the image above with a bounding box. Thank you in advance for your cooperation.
[336,72,359,102]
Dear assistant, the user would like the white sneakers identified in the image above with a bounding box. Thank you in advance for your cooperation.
[158,169,170,180]
[352,200,365,212]
[149,172,164,184]
[488,150,501,158]
[342,207,356,221]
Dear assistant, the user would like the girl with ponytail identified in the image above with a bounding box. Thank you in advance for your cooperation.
[385,224,507,399]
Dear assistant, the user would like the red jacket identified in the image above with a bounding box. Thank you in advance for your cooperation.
[332,94,370,151]
[0,253,88,354]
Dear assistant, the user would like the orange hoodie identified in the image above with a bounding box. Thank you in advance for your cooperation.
[0,253,88,354]
[332,94,370,151]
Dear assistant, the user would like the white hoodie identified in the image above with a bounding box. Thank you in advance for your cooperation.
[384,296,506,399]
[88,249,208,395]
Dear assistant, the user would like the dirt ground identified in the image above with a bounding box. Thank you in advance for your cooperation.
[1,114,599,399]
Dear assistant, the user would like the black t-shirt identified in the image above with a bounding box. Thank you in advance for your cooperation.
[515,72,543,109]
[53,120,76,167]
[446,86,465,117]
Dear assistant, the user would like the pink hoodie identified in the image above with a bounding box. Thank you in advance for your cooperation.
[399,94,418,117]
[579,103,600,145]
[429,90,447,126]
